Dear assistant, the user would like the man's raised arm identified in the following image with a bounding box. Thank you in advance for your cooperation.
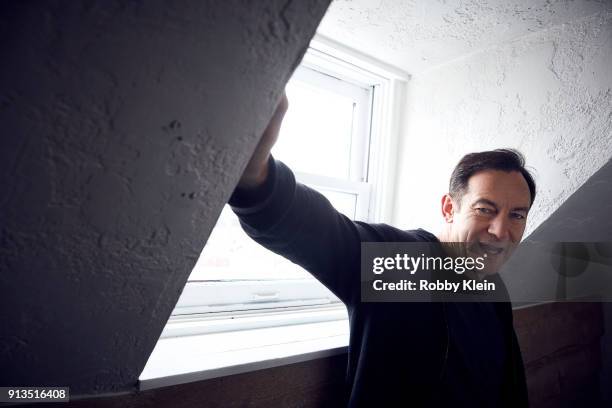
[228,92,381,305]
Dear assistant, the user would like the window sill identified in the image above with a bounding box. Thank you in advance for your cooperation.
[139,315,349,391]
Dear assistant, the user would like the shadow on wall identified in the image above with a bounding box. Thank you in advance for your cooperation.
[503,157,612,407]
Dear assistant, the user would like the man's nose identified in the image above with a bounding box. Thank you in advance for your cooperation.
[488,215,510,241]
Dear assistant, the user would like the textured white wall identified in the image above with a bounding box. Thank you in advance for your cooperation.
[318,0,610,75]
[391,11,612,237]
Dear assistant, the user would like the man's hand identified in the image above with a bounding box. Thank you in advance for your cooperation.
[237,91,288,189]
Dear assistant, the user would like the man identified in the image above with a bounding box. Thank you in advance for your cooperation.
[229,93,533,407]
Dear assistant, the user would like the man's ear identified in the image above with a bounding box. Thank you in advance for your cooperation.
[441,194,455,223]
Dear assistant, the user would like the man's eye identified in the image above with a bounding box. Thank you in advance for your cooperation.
[511,212,526,220]
[476,208,493,215]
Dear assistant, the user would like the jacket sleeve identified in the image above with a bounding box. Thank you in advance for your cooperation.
[228,157,379,305]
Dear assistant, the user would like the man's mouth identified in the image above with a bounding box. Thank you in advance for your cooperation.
[478,242,505,256]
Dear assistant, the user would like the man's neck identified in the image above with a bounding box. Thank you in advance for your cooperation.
[434,227,450,243]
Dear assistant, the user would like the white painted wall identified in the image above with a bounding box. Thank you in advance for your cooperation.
[318,0,610,76]
[391,11,612,237]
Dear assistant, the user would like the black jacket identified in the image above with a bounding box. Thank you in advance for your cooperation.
[229,158,529,407]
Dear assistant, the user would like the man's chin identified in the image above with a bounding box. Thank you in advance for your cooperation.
[467,250,506,278]
[443,242,512,278]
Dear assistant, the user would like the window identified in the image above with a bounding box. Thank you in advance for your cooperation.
[164,37,407,337]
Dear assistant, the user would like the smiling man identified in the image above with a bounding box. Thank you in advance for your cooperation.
[229,93,534,407]
[438,151,536,279]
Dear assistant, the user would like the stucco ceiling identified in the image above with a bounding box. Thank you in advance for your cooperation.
[317,0,612,74]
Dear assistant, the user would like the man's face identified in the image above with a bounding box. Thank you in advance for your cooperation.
[442,170,531,276]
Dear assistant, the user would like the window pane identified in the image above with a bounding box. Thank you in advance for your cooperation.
[318,189,357,220]
[187,66,369,285]
[189,205,311,281]
[188,188,357,282]
[272,79,355,180]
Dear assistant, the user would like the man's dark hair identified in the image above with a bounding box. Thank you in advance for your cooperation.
[449,148,536,207]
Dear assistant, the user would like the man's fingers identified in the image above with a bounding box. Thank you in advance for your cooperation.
[237,91,289,189]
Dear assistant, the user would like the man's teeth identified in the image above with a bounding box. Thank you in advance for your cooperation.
[480,244,503,255]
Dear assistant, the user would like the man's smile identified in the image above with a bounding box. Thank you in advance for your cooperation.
[476,242,505,256]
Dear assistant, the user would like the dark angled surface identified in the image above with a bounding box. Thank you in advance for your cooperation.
[0,0,330,396]
[503,157,612,406]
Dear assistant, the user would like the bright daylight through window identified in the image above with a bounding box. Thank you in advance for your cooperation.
[167,42,396,333]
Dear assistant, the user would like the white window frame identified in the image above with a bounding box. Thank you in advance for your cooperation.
[282,61,373,222]
[164,34,409,338]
